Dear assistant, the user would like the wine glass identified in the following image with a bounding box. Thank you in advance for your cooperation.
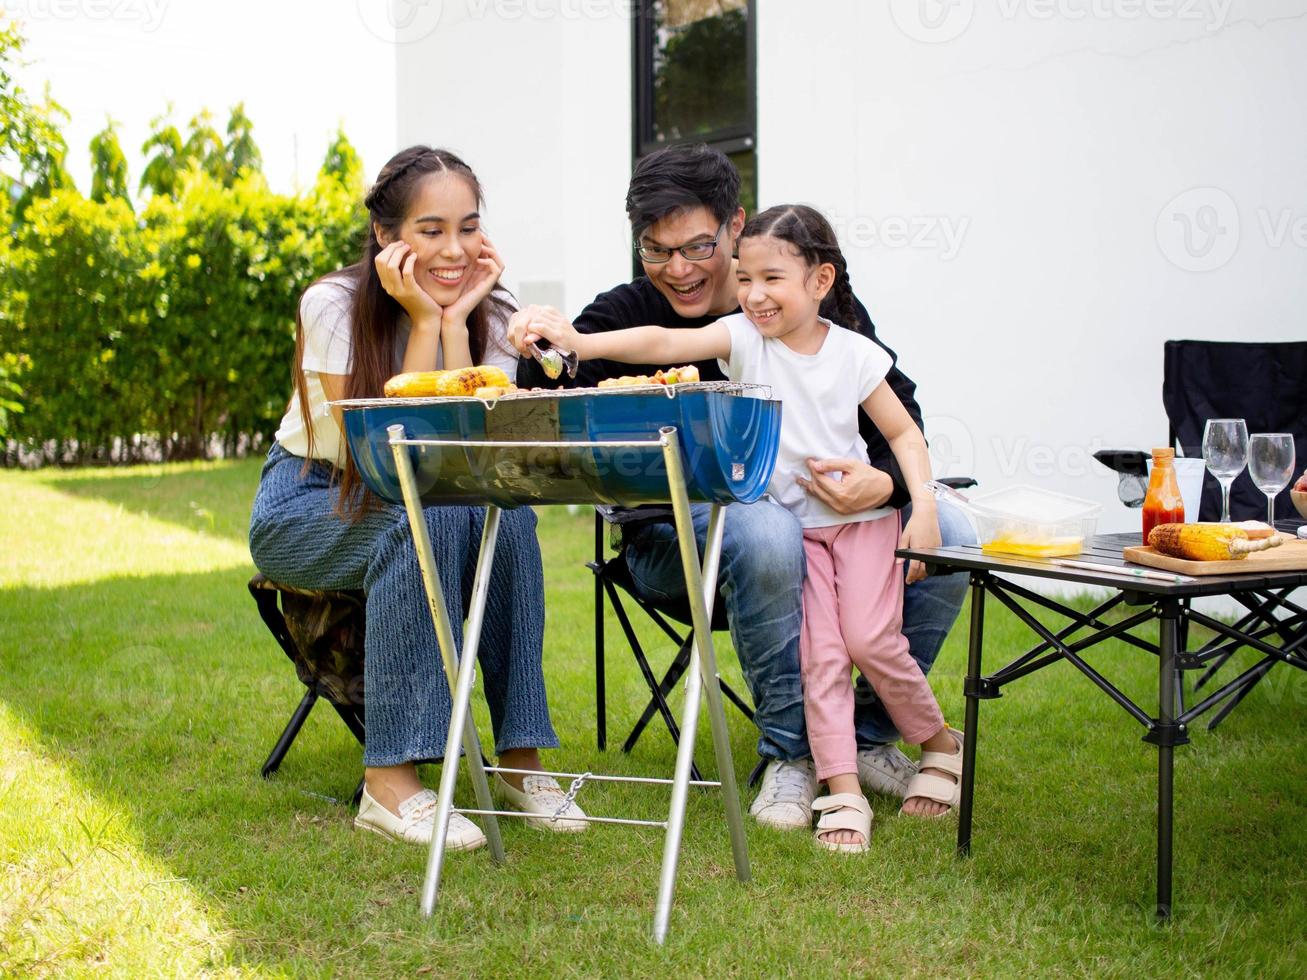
[1248,433,1295,525]
[1202,418,1248,522]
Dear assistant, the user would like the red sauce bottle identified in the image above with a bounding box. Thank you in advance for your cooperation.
[1142,447,1185,544]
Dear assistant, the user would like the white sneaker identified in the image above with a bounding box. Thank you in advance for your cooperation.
[748,759,818,830]
[856,744,918,799]
[494,773,588,833]
[354,786,487,851]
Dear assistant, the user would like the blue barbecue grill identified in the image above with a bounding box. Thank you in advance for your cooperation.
[339,381,781,508]
[335,381,781,944]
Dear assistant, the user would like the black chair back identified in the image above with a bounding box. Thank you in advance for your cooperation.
[1162,340,1307,521]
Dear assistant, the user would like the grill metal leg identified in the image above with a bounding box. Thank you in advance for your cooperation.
[653,431,750,945]
[387,423,753,942]
[389,427,506,921]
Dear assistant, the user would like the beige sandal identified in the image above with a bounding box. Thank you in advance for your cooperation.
[900,728,965,818]
[812,792,872,854]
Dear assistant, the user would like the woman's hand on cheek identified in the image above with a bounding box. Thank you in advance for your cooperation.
[375,241,444,326]
[442,234,505,326]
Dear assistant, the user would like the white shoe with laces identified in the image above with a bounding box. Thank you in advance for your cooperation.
[354,786,487,850]
[493,772,588,832]
[748,758,818,830]
[856,743,918,799]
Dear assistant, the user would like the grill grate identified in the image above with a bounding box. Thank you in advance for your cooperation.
[332,380,772,411]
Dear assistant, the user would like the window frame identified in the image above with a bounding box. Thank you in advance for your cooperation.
[631,0,758,161]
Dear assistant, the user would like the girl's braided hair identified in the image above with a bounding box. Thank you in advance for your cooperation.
[738,205,860,331]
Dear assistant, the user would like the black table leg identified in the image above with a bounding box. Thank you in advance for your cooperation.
[958,574,987,858]
[1156,599,1181,920]
[595,518,607,751]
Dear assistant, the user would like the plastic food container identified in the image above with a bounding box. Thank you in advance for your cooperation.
[966,485,1101,558]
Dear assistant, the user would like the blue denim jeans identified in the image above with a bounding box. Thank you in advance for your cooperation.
[623,498,974,761]
[248,444,557,767]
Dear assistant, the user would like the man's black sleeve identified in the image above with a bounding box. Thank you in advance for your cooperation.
[849,294,925,510]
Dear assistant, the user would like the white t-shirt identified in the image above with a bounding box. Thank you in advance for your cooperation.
[275,273,520,464]
[718,312,894,528]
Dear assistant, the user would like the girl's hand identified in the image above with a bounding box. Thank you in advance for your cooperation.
[508,304,581,354]
[375,241,443,326]
[442,234,505,326]
[899,508,941,584]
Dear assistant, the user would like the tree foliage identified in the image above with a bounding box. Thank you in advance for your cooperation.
[1,23,75,222]
[2,172,366,463]
[139,106,186,199]
[319,124,364,195]
[182,108,226,182]
[89,117,131,206]
[224,101,262,182]
[1,20,372,463]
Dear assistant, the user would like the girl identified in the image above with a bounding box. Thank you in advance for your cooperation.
[249,146,586,850]
[510,205,963,853]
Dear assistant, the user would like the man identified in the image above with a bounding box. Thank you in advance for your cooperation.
[515,144,975,827]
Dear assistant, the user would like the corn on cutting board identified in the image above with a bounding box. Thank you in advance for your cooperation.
[1123,537,1307,576]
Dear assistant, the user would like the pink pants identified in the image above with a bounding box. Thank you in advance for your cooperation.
[800,516,946,781]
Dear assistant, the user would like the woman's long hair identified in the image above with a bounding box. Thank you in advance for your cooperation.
[290,146,513,516]
[738,205,860,331]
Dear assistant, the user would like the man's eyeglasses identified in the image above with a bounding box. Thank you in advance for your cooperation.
[635,221,727,264]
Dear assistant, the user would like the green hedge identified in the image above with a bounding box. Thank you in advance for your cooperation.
[0,172,364,464]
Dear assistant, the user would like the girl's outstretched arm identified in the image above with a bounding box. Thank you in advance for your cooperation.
[861,381,940,582]
[507,305,730,365]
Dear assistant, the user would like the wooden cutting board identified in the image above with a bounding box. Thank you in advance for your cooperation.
[1123,536,1307,576]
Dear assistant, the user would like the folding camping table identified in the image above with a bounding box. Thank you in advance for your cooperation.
[899,525,1307,919]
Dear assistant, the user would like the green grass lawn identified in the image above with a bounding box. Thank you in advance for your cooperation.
[1,460,1304,977]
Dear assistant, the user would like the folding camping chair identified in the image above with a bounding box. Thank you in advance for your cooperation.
[588,510,754,776]
[248,574,367,805]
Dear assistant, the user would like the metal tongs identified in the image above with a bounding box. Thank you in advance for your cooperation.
[529,340,579,381]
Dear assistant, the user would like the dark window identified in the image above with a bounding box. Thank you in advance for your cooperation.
[634,0,757,215]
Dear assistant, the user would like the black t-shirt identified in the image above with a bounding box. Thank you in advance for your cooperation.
[516,276,925,509]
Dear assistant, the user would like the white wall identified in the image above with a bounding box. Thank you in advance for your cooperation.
[758,0,1307,533]
[393,1,1306,533]
[395,0,634,319]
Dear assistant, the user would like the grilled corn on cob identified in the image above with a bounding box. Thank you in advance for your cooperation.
[384,366,512,398]
[384,370,449,397]
[430,365,511,396]
[1147,523,1282,561]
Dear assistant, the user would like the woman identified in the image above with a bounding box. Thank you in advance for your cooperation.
[249,146,585,850]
